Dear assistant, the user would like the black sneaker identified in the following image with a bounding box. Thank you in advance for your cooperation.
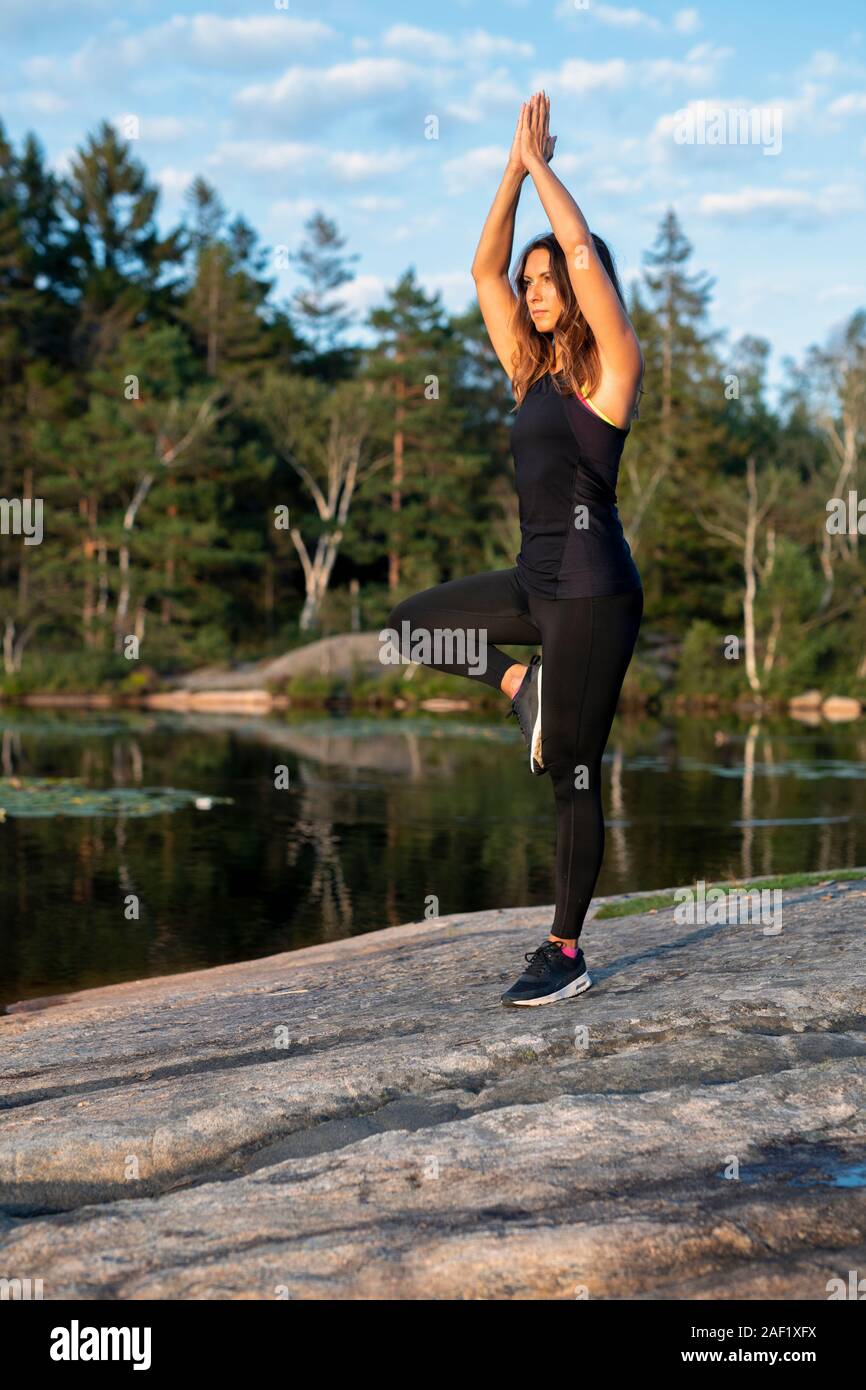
[501,939,592,1007]
[508,654,546,774]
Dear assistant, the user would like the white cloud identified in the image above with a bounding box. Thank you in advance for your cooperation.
[554,0,695,33]
[385,211,444,243]
[828,91,866,116]
[350,195,403,213]
[208,141,415,185]
[21,14,335,85]
[802,49,842,79]
[616,261,644,288]
[673,8,701,33]
[648,94,820,164]
[381,25,455,63]
[699,188,815,215]
[269,197,319,217]
[425,268,475,309]
[329,149,415,183]
[535,48,728,98]
[336,273,387,317]
[266,197,320,238]
[462,29,535,61]
[48,147,75,177]
[445,69,525,123]
[592,173,646,194]
[594,6,662,30]
[155,166,195,198]
[698,183,863,219]
[799,49,866,83]
[442,146,512,195]
[446,102,485,124]
[20,56,54,81]
[551,153,590,176]
[234,58,418,117]
[122,116,197,143]
[176,14,334,64]
[643,43,733,88]
[381,24,533,62]
[209,141,311,174]
[771,83,823,130]
[535,59,629,95]
[468,70,525,108]
[815,283,865,303]
[16,89,69,113]
[818,181,865,210]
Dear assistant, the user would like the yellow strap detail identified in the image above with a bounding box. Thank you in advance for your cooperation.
[574,379,620,428]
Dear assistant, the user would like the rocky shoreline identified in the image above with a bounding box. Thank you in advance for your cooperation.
[1,632,863,719]
[1,876,865,1299]
[1,688,863,721]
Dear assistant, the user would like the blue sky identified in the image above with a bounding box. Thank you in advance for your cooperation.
[2,0,865,396]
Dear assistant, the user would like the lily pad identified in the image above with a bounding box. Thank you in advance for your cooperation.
[0,777,233,819]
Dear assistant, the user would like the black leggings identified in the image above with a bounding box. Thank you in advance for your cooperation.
[388,567,643,941]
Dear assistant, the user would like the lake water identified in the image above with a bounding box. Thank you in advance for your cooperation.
[1,709,865,1009]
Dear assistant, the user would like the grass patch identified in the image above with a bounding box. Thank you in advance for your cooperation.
[594,868,866,920]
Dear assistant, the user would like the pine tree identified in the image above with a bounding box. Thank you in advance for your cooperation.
[177,179,271,380]
[444,299,517,575]
[44,324,225,655]
[289,211,359,378]
[61,120,185,364]
[361,269,484,596]
[0,123,74,670]
[624,209,731,630]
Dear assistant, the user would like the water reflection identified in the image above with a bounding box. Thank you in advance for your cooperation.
[0,710,864,1008]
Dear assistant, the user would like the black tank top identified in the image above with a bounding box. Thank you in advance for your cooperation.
[510,371,642,599]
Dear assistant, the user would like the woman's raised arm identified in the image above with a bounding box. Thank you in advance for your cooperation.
[522,92,642,383]
[470,105,530,379]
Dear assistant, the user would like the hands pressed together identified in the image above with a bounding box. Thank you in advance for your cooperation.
[508,91,557,174]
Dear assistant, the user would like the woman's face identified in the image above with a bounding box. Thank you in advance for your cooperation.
[522,247,562,333]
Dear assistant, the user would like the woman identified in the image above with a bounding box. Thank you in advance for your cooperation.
[387,93,644,1006]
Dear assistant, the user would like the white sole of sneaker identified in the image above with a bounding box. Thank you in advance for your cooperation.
[530,662,544,773]
[502,972,592,1006]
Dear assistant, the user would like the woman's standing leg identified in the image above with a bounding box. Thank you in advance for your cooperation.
[535,587,644,943]
[501,586,643,1006]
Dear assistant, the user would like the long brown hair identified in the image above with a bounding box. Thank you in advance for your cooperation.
[508,231,637,417]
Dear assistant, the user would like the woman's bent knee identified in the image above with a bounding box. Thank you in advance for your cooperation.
[385,595,436,666]
[386,596,424,634]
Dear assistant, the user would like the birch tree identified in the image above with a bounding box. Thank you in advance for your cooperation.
[693,456,781,692]
[255,374,389,631]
